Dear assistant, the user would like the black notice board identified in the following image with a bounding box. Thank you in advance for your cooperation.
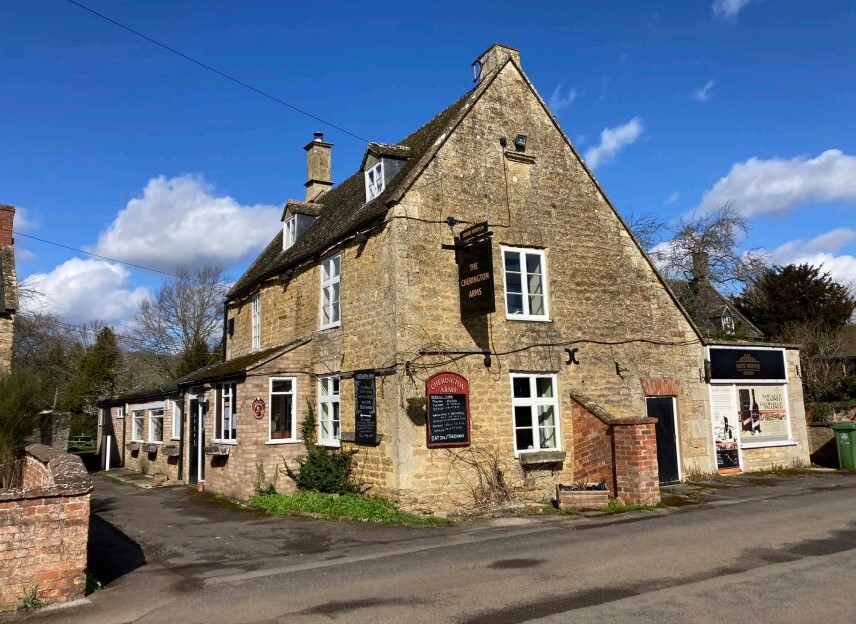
[354,372,377,444]
[427,394,470,448]
[709,348,786,381]
[458,238,495,320]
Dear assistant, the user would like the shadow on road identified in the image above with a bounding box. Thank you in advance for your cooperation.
[88,514,146,586]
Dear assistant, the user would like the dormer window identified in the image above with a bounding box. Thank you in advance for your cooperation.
[722,309,735,335]
[283,216,297,250]
[365,162,384,201]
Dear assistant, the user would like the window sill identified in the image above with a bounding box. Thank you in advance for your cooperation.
[504,315,553,323]
[213,440,238,446]
[318,440,341,448]
[170,437,181,442]
[266,439,301,445]
[147,441,164,446]
[517,450,565,464]
[319,323,342,331]
[740,440,796,449]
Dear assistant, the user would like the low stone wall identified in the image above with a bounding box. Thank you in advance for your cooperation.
[808,424,838,468]
[0,444,92,612]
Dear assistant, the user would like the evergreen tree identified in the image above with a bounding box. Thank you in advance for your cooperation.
[734,263,856,339]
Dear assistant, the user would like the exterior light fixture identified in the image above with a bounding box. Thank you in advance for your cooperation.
[514,135,527,151]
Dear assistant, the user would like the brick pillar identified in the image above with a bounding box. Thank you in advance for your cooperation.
[613,419,660,506]
[0,205,15,246]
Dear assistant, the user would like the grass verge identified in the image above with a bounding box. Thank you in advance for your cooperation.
[598,498,665,514]
[249,492,451,526]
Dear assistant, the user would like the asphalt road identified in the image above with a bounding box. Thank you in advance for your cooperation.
[15,472,856,624]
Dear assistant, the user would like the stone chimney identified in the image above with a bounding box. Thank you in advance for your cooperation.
[691,250,710,283]
[472,43,520,84]
[0,205,14,246]
[304,132,333,202]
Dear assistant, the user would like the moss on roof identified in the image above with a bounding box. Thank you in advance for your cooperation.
[228,86,476,298]
[177,342,296,385]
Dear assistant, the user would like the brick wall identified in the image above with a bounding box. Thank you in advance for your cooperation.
[0,444,91,612]
[571,401,615,488]
[613,421,661,506]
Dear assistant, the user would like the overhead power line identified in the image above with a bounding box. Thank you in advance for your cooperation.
[64,0,369,143]
[15,231,185,280]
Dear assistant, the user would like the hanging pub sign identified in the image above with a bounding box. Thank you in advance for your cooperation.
[457,222,495,320]
[354,371,377,444]
[709,347,786,382]
[426,372,471,448]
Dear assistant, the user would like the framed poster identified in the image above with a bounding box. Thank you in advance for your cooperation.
[426,372,471,448]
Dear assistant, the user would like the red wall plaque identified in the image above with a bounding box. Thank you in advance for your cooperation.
[426,372,471,448]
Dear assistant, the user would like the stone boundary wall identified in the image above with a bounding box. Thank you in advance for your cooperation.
[808,424,838,468]
[0,444,92,612]
[570,392,661,505]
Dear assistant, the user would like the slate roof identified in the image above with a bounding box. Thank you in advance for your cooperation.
[227,86,476,299]
[667,279,764,339]
[177,338,311,385]
[97,380,181,407]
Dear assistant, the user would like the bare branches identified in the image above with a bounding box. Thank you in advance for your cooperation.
[650,202,769,289]
[131,264,228,379]
[623,209,667,252]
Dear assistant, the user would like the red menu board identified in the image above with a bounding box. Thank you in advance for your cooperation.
[426,372,471,448]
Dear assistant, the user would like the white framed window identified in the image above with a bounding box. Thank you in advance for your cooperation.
[216,383,237,442]
[365,161,384,201]
[320,254,341,329]
[251,291,261,351]
[171,400,182,440]
[722,310,735,335]
[269,377,297,442]
[318,376,341,446]
[117,406,125,420]
[131,410,145,442]
[149,408,164,443]
[510,373,560,455]
[502,247,549,321]
[283,216,297,250]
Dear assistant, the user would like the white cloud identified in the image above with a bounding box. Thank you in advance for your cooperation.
[548,83,578,112]
[93,175,281,272]
[712,0,752,21]
[666,191,680,205]
[16,248,36,262]
[21,258,149,325]
[584,117,644,169]
[14,207,39,233]
[698,149,856,217]
[767,228,856,286]
[693,79,716,103]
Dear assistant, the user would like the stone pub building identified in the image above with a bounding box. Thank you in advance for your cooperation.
[100,45,809,510]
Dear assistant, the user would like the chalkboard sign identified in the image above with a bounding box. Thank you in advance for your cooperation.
[426,372,470,448]
[354,371,377,444]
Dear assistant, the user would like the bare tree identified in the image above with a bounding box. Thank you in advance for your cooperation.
[651,202,768,290]
[780,321,846,402]
[132,265,228,379]
[623,209,667,252]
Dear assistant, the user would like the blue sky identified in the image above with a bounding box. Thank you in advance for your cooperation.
[2,0,855,326]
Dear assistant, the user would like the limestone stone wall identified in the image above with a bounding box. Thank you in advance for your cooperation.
[381,60,712,509]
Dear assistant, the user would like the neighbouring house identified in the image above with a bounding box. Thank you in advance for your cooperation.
[99,45,810,510]
[831,324,856,376]
[0,204,17,375]
[667,251,763,341]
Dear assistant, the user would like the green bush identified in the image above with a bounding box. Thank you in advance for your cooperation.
[0,367,47,488]
[282,405,360,495]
